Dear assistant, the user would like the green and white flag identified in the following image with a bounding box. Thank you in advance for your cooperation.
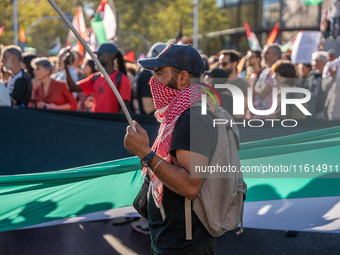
[90,0,118,45]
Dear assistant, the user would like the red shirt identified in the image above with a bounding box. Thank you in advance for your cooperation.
[78,71,131,113]
[34,79,77,110]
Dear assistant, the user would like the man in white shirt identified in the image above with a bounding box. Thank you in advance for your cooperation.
[0,81,11,106]
[322,55,340,120]
[330,0,340,38]
[1,45,32,106]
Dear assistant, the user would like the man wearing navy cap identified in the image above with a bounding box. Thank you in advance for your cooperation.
[65,42,131,113]
[124,44,217,254]
[135,42,167,115]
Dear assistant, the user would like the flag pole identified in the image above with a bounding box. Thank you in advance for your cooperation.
[47,0,136,131]
[193,0,199,49]
[13,0,19,45]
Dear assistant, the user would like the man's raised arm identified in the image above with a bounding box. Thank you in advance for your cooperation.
[64,55,82,92]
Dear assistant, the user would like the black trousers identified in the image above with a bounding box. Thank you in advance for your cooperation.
[151,236,216,255]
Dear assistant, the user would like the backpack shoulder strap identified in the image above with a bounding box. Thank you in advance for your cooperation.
[92,71,123,89]
[92,72,101,84]
[185,198,193,240]
[116,71,123,90]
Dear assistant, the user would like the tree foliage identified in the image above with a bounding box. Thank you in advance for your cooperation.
[0,0,237,56]
[115,0,231,55]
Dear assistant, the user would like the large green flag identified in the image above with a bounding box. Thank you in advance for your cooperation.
[0,157,143,232]
[0,127,339,233]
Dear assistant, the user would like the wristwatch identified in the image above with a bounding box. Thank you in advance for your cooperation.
[141,151,156,167]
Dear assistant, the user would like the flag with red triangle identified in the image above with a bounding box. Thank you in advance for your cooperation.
[66,6,87,56]
[244,23,262,51]
[267,22,280,44]
[281,32,299,53]
[19,28,31,51]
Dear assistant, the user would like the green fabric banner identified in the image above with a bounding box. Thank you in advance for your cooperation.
[304,0,323,6]
[241,126,340,201]
[0,127,339,232]
[0,157,143,232]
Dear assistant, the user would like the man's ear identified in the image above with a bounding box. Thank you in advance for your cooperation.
[177,71,190,90]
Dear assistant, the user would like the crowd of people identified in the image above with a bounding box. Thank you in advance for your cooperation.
[1,40,340,121]
[320,0,340,39]
[1,38,339,253]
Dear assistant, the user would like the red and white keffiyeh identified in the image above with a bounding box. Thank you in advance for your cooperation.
[143,77,204,208]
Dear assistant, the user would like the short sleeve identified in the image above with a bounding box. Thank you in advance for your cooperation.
[78,74,95,95]
[0,82,11,106]
[10,77,30,105]
[170,108,217,160]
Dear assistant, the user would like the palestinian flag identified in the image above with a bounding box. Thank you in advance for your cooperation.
[0,120,339,233]
[281,32,299,53]
[267,22,280,44]
[19,28,32,52]
[244,22,262,51]
[66,7,86,56]
[85,26,98,53]
[91,0,118,45]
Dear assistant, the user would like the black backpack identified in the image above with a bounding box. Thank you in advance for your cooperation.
[92,71,123,89]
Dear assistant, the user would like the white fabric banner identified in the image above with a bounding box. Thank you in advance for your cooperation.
[291,31,322,64]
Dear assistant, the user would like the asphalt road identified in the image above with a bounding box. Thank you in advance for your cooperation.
[0,219,339,255]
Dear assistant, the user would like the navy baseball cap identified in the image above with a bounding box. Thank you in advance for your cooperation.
[94,42,119,54]
[138,44,205,77]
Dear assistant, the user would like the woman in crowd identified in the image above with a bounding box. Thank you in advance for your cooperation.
[22,52,37,79]
[271,60,306,119]
[82,59,96,78]
[32,57,77,110]
[81,59,97,111]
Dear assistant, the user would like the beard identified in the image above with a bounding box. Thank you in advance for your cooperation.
[167,69,180,89]
[166,75,178,89]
